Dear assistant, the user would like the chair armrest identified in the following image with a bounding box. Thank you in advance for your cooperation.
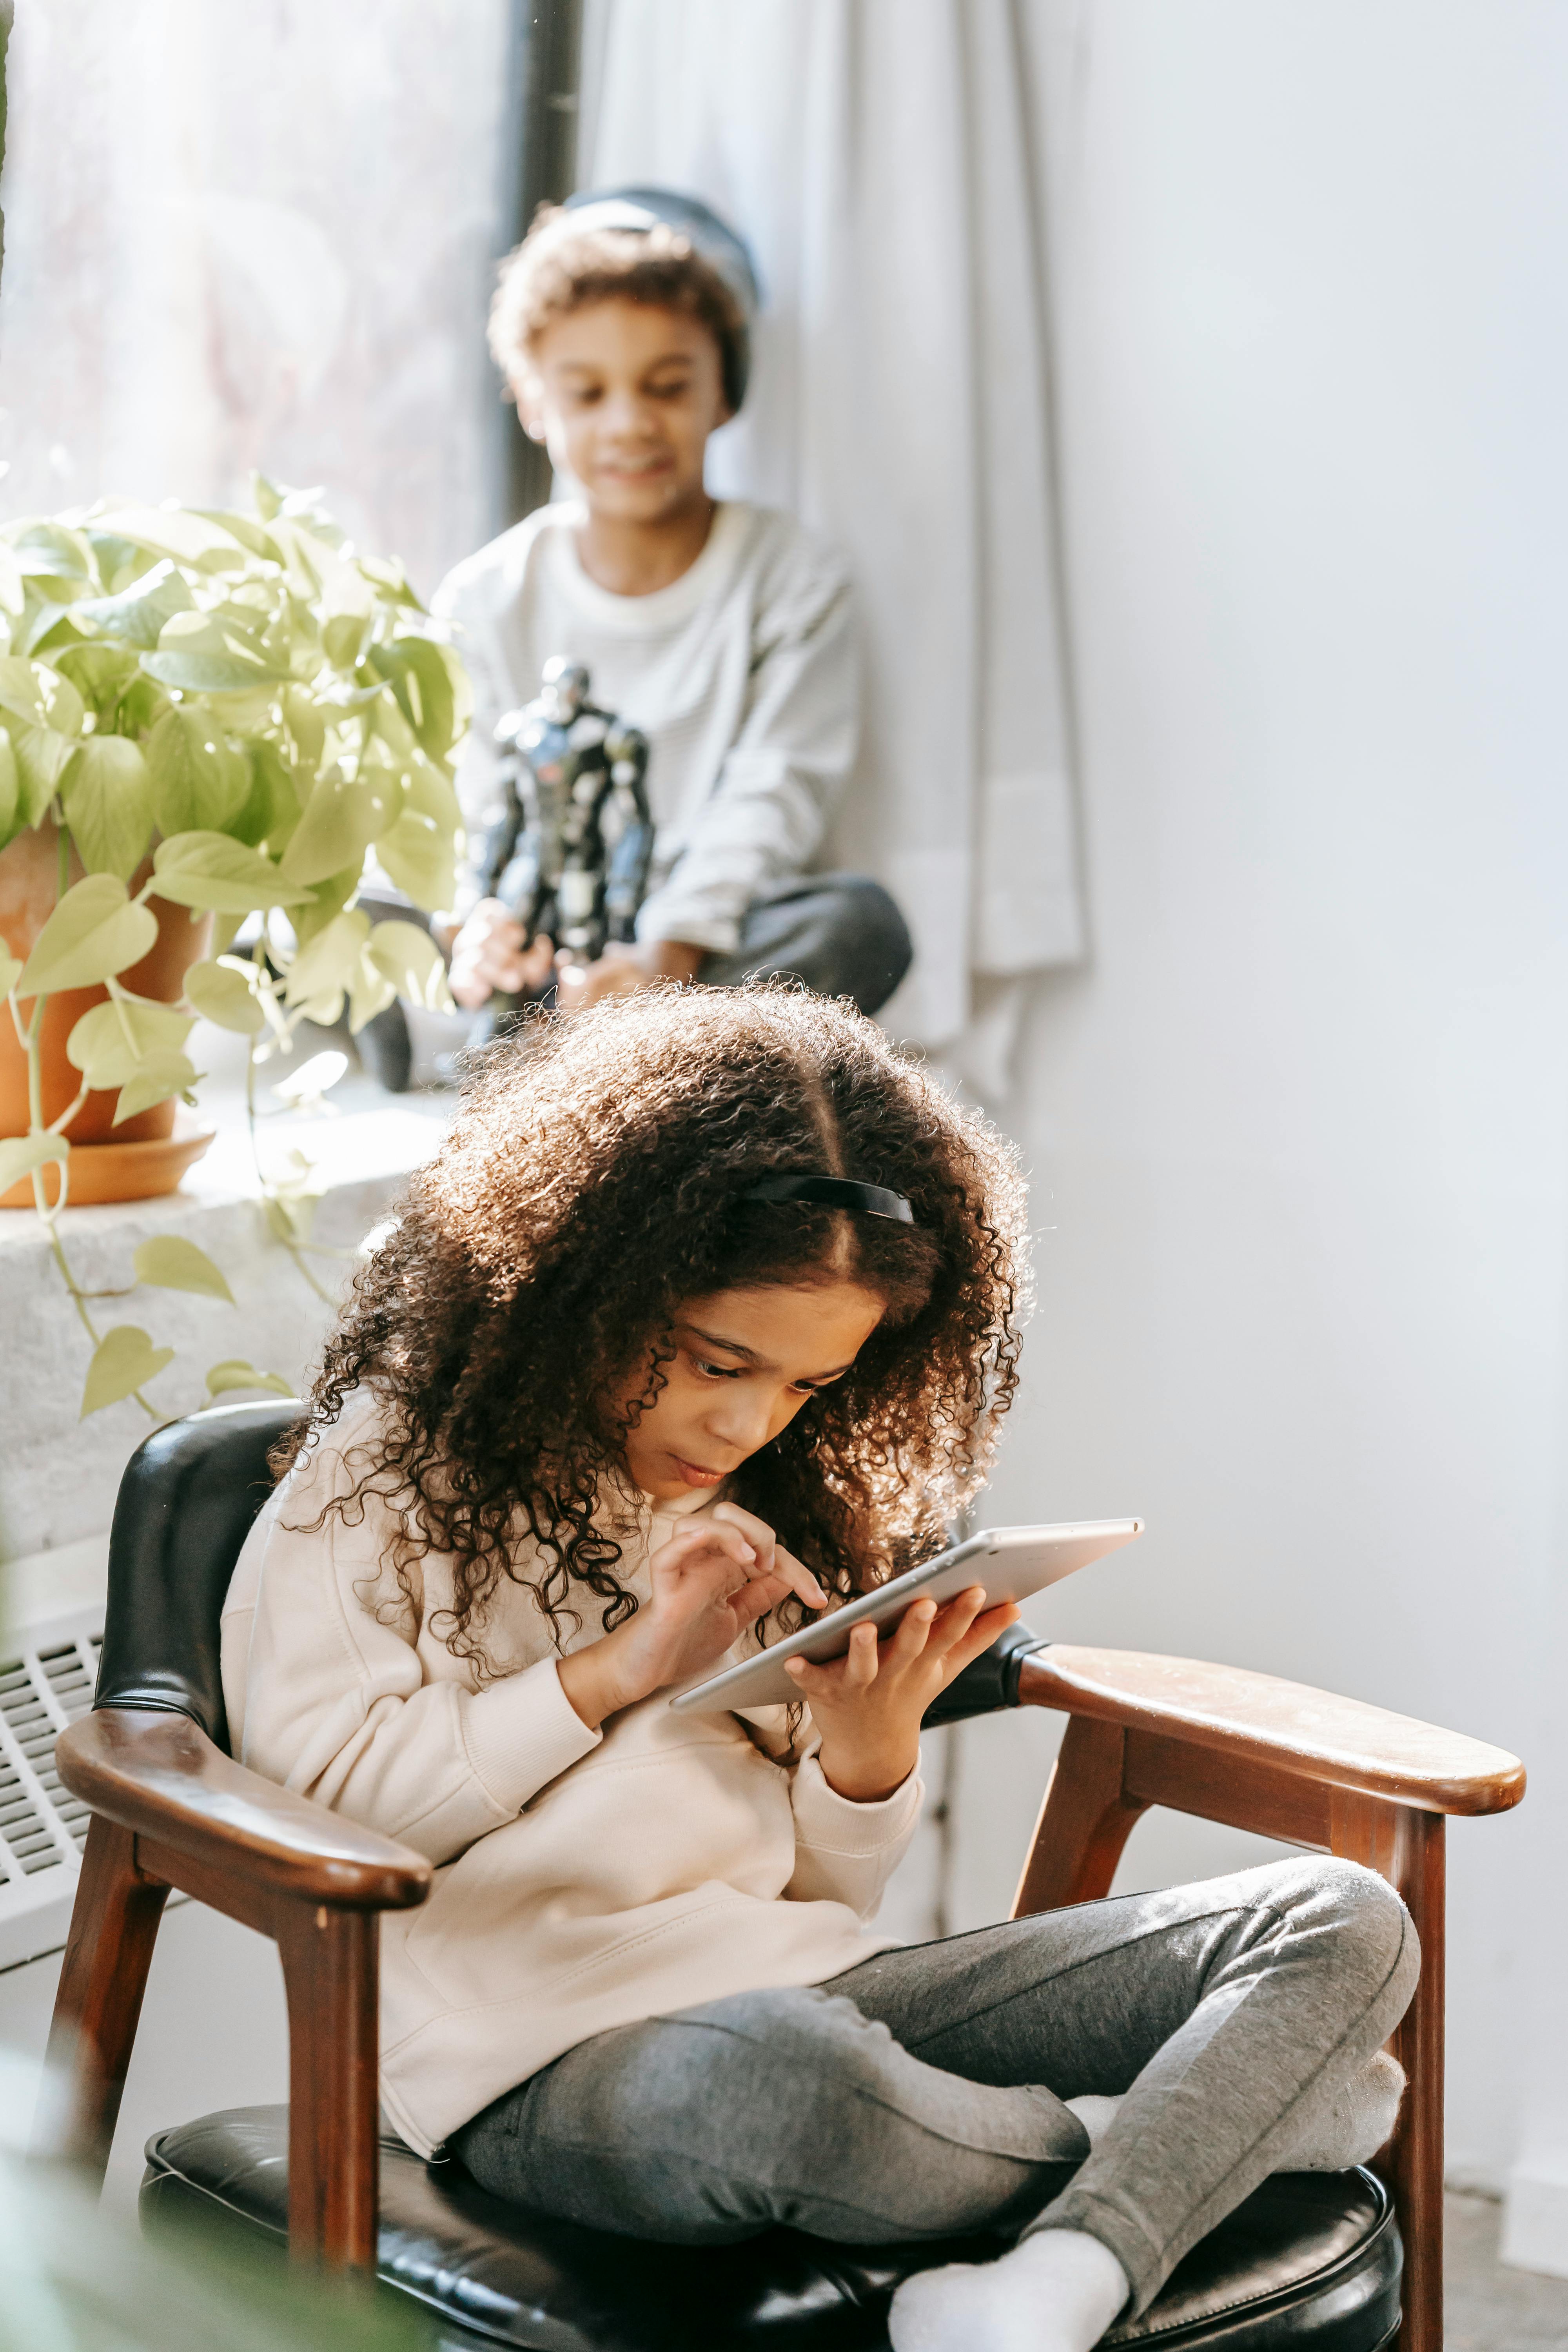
[56,1708,432,1911]
[1018,1647,1524,1817]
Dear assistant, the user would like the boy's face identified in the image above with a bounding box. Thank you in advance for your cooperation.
[518,299,731,524]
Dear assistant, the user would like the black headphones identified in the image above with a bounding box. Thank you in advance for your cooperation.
[740,1174,915,1225]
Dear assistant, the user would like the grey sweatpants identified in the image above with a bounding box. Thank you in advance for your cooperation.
[699,871,913,1016]
[451,1857,1418,2315]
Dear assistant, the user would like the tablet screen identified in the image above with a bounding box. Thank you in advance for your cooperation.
[668,1518,1141,1715]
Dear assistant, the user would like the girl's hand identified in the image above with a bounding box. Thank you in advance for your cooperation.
[557,1503,826,1729]
[786,1588,1020,1803]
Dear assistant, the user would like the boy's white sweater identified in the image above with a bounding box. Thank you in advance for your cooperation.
[220,1396,922,2157]
[431,501,858,956]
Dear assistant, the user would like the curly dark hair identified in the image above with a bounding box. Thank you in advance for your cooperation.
[278,984,1030,1676]
[489,205,749,412]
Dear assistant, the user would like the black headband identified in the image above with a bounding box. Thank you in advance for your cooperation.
[740,1174,915,1224]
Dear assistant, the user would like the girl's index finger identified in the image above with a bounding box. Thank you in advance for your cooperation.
[662,1522,756,1571]
[775,1552,828,1610]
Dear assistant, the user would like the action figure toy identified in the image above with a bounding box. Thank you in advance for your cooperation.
[473,656,654,1033]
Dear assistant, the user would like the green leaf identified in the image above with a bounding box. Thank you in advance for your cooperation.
[191,507,283,561]
[140,647,277,694]
[278,769,397,887]
[69,558,195,650]
[0,1131,69,1193]
[368,637,467,758]
[132,1234,235,1303]
[16,875,160,996]
[0,654,85,738]
[322,611,370,671]
[347,951,397,1033]
[281,680,331,774]
[289,863,360,947]
[229,738,299,851]
[375,807,457,913]
[66,995,194,1088]
[184,954,266,1033]
[366,918,455,1013]
[90,506,248,573]
[7,521,96,583]
[261,1144,327,1243]
[14,597,76,659]
[152,831,312,913]
[0,732,18,850]
[60,735,153,879]
[50,641,144,720]
[205,1358,296,1399]
[10,720,76,826]
[114,1049,202,1124]
[284,908,369,1009]
[80,1325,176,1417]
[356,552,424,610]
[251,474,283,523]
[107,672,173,740]
[146,706,251,836]
[0,949,23,997]
[0,543,26,617]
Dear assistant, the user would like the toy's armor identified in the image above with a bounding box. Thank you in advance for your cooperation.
[475,657,654,1029]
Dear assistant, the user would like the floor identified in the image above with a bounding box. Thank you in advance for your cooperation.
[1448,2192,1568,2349]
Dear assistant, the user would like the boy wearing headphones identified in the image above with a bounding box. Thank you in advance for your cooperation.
[434,191,909,1026]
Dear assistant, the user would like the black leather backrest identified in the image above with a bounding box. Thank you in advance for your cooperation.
[920,1619,1046,1729]
[95,1398,301,1753]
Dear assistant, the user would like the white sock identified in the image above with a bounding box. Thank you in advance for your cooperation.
[888,2227,1131,2352]
[1063,2093,1123,2148]
[1060,2053,1406,2174]
[1285,2051,1406,2171]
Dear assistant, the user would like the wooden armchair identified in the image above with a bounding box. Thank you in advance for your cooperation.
[46,1404,1523,2351]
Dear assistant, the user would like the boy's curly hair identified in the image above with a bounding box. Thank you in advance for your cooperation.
[489,203,749,413]
[277,984,1031,1675]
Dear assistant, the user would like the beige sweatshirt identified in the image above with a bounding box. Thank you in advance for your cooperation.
[220,1394,922,2157]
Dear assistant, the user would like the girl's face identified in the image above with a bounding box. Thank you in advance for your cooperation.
[619,1280,886,1503]
[517,298,730,526]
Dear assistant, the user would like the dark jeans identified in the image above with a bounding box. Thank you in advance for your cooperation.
[354,873,913,1093]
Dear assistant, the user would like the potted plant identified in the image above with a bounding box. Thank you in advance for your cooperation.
[0,478,463,1417]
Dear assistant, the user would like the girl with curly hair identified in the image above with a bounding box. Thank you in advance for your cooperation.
[223,987,1416,2352]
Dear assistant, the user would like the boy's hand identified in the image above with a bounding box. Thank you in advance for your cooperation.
[786,1589,1020,1803]
[449,900,557,1009]
[557,1502,826,1729]
[557,938,704,1012]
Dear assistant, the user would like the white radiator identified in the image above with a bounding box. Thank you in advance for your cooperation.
[0,1602,102,1971]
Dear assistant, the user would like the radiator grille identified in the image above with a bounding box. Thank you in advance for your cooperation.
[0,1608,103,1965]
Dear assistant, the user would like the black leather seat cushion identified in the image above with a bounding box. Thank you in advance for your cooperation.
[142,2107,1401,2351]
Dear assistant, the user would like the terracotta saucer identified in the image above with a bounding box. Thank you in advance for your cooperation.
[0,1123,216,1210]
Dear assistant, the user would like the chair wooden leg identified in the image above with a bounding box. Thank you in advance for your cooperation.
[42,1815,170,2179]
[278,1904,381,2272]
[1331,1793,1445,2352]
[1011,1717,1148,1917]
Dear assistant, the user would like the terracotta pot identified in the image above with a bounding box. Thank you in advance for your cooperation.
[0,823,214,1192]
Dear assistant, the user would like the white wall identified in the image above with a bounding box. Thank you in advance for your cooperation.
[945,0,1567,2241]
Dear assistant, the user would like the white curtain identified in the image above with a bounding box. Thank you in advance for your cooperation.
[581,0,1083,1050]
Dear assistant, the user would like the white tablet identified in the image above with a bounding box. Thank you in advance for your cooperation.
[668,1518,1142,1715]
